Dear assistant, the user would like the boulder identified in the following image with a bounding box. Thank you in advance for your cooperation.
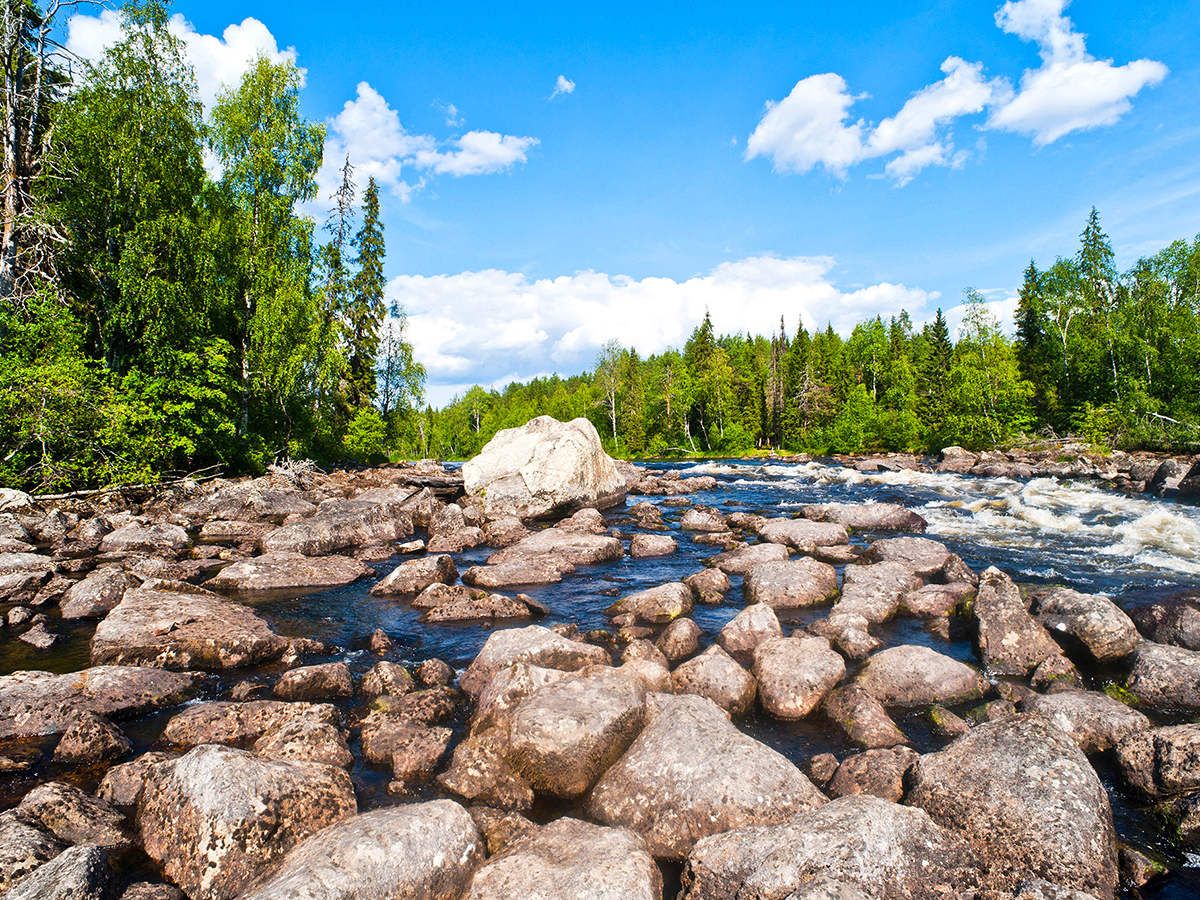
[438,728,535,811]
[361,661,415,698]
[1020,689,1150,753]
[1128,592,1200,650]
[484,516,531,548]
[372,686,461,726]
[360,716,452,782]
[742,558,838,608]
[462,416,627,519]
[0,666,202,741]
[831,561,923,624]
[822,683,907,748]
[755,517,849,550]
[53,711,132,765]
[859,535,952,577]
[458,625,610,699]
[0,809,64,893]
[681,507,728,532]
[709,542,788,575]
[161,700,339,748]
[179,478,317,523]
[752,635,845,719]
[586,693,826,860]
[900,581,974,618]
[60,568,132,620]
[671,645,756,716]
[18,782,131,853]
[606,582,693,624]
[907,715,1118,899]
[241,801,482,900]
[137,744,357,900]
[261,499,413,556]
[252,717,352,768]
[205,552,373,594]
[684,568,731,605]
[414,584,540,623]
[0,551,54,576]
[629,533,678,558]
[461,558,575,588]
[680,794,982,900]
[486,528,623,568]
[99,522,191,554]
[273,662,353,702]
[717,603,782,660]
[827,746,919,802]
[1125,641,1200,710]
[0,843,117,900]
[656,617,701,663]
[1116,724,1200,798]
[428,526,486,554]
[856,645,988,707]
[1029,588,1140,662]
[973,567,1076,679]
[465,818,660,900]
[938,446,980,473]
[802,502,927,532]
[19,622,59,649]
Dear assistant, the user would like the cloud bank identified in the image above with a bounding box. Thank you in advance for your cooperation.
[747,0,1167,185]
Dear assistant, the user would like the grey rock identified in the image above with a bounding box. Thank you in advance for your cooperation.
[742,558,838,609]
[458,625,610,699]
[205,552,373,594]
[656,617,701,663]
[752,635,845,719]
[1020,689,1150,753]
[1116,724,1200,798]
[96,753,171,810]
[60,568,132,620]
[717,603,782,660]
[161,700,339,748]
[671,645,756,716]
[709,542,789,575]
[53,711,132,765]
[0,809,65,893]
[1030,588,1140,662]
[938,446,980,473]
[973,567,1076,679]
[19,622,58,649]
[629,533,678,558]
[274,663,353,702]
[261,498,413,556]
[856,644,988,707]
[859,535,953,578]
[822,683,907,748]
[360,661,414,698]
[801,502,927,533]
[438,727,534,811]
[17,782,131,854]
[827,746,919,802]
[371,554,458,595]
[253,718,352,769]
[900,581,974,618]
[684,568,731,605]
[486,527,623,568]
[461,558,576,588]
[99,522,191,554]
[360,716,452,781]
[755,517,849,550]
[1,843,117,900]
[831,561,923,624]
[681,507,728,532]
[607,582,693,624]
[1129,593,1200,650]
[1126,641,1200,710]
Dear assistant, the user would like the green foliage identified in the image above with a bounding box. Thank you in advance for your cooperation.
[344,407,386,461]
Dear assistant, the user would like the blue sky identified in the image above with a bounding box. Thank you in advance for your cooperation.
[68,1,1200,404]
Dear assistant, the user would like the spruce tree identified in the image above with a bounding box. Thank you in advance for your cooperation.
[348,177,386,406]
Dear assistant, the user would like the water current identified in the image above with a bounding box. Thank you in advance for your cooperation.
[3,458,1200,896]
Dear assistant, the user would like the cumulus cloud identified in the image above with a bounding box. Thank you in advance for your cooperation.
[551,75,576,98]
[391,256,934,405]
[415,131,540,177]
[747,0,1166,184]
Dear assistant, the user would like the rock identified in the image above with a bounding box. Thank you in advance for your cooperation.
[900,581,974,617]
[96,753,171,810]
[91,581,290,670]
[1180,459,1200,496]
[99,522,191,554]
[118,884,184,900]
[717,603,782,660]
[161,700,339,748]
[458,625,610,699]
[656,617,701,663]
[484,516,531,548]
[204,552,372,594]
[671,645,756,716]
[19,621,59,649]
[822,684,907,748]
[468,808,538,855]
[806,753,840,786]
[438,727,535,811]
[0,488,36,513]
[18,782,131,853]
[742,558,838,609]
[709,542,788,575]
[509,666,647,798]
[463,416,627,519]
[367,628,394,653]
[802,502,927,532]
[752,635,845,719]
[461,558,576,588]
[486,528,623,569]
[831,561,923,624]
[684,568,731,604]
[1116,724,1200,798]
[0,809,64,893]
[1125,641,1200,710]
[938,445,980,473]
[828,746,919,802]
[973,567,1076,679]
[361,661,414,697]
[755,517,849,549]
[680,794,982,900]
[241,801,482,900]
[372,686,461,726]
[370,554,457,595]
[261,499,413,557]
[607,582,693,624]
[1129,592,1200,649]
[0,551,54,576]
[1020,689,1150,753]
[0,843,117,900]
[1030,588,1140,662]
[629,533,678,558]
[465,817,660,900]
[416,584,540,623]
[428,526,486,553]
[907,715,1118,899]
[274,664,355,703]
[180,478,318,523]
[60,568,132,620]
[361,716,452,782]
[856,645,988,707]
[198,521,277,543]
[417,657,456,687]
[253,718,352,768]
[473,664,572,732]
[0,570,46,600]
[137,744,357,900]
[859,535,952,577]
[0,666,202,741]
[586,693,826,859]
[53,711,132,765]
[681,507,728,532]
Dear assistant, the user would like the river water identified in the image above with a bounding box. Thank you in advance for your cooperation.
[4,458,1200,896]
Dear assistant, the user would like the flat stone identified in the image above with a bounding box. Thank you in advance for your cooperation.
[204,552,372,593]
[802,502,927,532]
[710,542,789,575]
[756,517,849,549]
[832,561,923,624]
[461,558,576,587]
[458,625,611,699]
[260,498,414,556]
[161,700,339,748]
[856,645,988,707]
[606,582,693,624]
[743,558,838,608]
[487,529,623,568]
[900,582,974,618]
[99,522,191,554]
[859,535,952,577]
[370,554,458,595]
[681,507,728,532]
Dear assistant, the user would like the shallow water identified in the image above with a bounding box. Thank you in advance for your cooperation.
[4,457,1200,895]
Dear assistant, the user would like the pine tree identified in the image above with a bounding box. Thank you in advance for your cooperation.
[347,177,386,406]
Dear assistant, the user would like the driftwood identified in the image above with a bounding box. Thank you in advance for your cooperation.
[31,466,223,502]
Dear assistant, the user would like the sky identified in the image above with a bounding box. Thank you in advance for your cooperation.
[65,0,1200,406]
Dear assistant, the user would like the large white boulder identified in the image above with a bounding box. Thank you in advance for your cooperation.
[463,416,627,519]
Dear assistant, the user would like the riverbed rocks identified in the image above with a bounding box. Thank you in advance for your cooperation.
[204,551,373,594]
[273,661,353,701]
[0,809,64,893]
[59,567,132,620]
[1125,641,1200,709]
[822,683,907,748]
[671,645,756,715]
[629,533,678,558]
[1116,724,1200,798]
[743,557,838,608]
[99,521,191,555]
[973,567,1077,681]
[260,497,414,556]
[161,700,339,748]
[684,568,730,604]
[1029,586,1140,662]
[1129,591,1200,649]
[371,553,458,595]
[709,541,788,575]
[802,502,928,532]
[717,602,782,660]
[1,843,117,900]
[752,635,845,719]
[1020,688,1150,753]
[52,710,133,764]
[606,581,693,624]
[755,516,849,550]
[857,644,988,707]
[458,625,611,698]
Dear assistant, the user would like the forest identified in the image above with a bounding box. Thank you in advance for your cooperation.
[2,4,1199,492]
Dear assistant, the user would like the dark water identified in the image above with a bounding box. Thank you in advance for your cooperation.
[4,457,1200,895]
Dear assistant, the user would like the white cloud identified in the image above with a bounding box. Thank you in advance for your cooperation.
[747,0,1166,184]
[393,255,934,405]
[442,103,464,127]
[551,75,576,99]
[415,131,539,177]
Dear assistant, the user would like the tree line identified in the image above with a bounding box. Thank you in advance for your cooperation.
[422,210,1200,460]
[0,0,425,491]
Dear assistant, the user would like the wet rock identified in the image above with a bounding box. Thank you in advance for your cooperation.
[709,542,788,575]
[831,561,923,624]
[19,621,59,649]
[1129,592,1200,650]
[161,700,339,748]
[1030,587,1140,662]
[755,517,849,550]
[204,552,373,593]
[806,752,840,787]
[137,744,357,900]
[0,666,202,741]
[418,657,456,687]
[907,714,1118,899]
[91,580,290,670]
[743,557,838,608]
[1125,641,1200,710]
[752,635,845,719]
[53,711,132,765]
[372,685,461,725]
[7,605,31,626]
[684,568,731,605]
[1020,689,1150,753]
[96,753,171,810]
[1116,724,1200,798]
[856,644,988,707]
[1179,459,1200,496]
[240,800,482,900]
[860,535,952,577]
[463,416,627,518]
[461,557,576,587]
[361,661,415,697]
[252,718,352,768]
[1,843,117,900]
[360,715,452,781]
[99,522,191,554]
[929,704,970,738]
[681,507,728,532]
[717,603,782,660]
[18,782,131,854]
[828,746,919,802]
[509,666,646,799]
[973,567,1076,679]
[458,625,610,699]
[802,502,927,533]
[607,582,693,624]
[465,817,660,900]
[671,645,756,716]
[0,809,65,893]
[629,533,678,558]
[60,568,132,620]
[587,693,826,859]
[681,794,982,900]
[419,585,541,623]
[900,581,974,617]
[367,628,394,653]
[822,683,907,748]
[656,617,701,663]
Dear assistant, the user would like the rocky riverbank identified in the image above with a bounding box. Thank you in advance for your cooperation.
[1,417,1199,899]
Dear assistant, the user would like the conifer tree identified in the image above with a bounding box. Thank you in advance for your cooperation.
[347,177,386,406]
